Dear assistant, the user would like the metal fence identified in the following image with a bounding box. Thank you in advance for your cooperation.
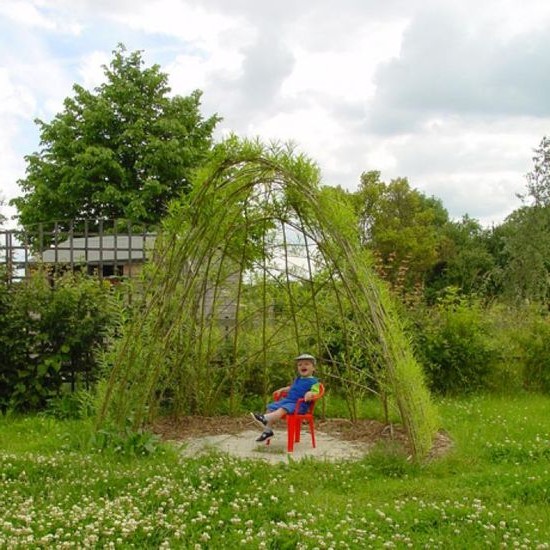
[0,219,156,284]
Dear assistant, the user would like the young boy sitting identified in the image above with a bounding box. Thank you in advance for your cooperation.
[251,353,321,442]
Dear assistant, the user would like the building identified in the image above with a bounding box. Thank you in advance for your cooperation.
[38,233,157,279]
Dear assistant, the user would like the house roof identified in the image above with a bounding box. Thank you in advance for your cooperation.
[38,234,156,264]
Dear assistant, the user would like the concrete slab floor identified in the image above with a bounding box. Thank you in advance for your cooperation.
[177,429,372,464]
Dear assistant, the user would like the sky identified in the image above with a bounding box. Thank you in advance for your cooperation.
[1,0,550,229]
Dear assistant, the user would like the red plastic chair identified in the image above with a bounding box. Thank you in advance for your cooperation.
[266,383,325,452]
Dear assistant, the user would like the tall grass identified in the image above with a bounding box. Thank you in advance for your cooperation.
[1,395,549,548]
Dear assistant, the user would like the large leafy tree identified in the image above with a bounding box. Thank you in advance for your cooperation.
[352,171,449,293]
[428,215,495,298]
[12,45,220,233]
[524,136,550,206]
[490,205,550,303]
[489,136,550,303]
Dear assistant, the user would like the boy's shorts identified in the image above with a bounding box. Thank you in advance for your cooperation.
[267,398,309,414]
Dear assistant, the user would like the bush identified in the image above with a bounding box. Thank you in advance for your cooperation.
[0,272,122,412]
[412,289,495,394]
[481,303,526,394]
[517,314,550,393]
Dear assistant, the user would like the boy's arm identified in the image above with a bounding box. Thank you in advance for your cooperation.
[304,382,321,401]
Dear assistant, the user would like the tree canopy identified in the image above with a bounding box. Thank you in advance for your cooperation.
[351,171,449,292]
[488,135,550,303]
[12,45,220,233]
[524,136,550,207]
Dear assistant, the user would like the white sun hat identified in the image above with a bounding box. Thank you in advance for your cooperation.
[295,353,316,364]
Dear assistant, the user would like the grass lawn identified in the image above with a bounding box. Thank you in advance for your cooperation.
[1,394,549,548]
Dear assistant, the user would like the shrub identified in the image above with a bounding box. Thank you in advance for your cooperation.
[517,314,550,393]
[481,303,526,394]
[0,272,122,412]
[412,289,495,394]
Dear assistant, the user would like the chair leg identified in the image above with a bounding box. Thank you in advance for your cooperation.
[295,419,301,443]
[310,419,316,448]
[287,417,295,452]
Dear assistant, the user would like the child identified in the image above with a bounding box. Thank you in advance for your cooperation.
[251,353,321,442]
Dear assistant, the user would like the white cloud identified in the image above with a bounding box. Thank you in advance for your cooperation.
[0,0,56,30]
[0,70,36,214]
[364,116,550,223]
[1,0,550,229]
[0,68,36,117]
[107,0,247,51]
[77,50,110,90]
[369,2,550,135]
[281,19,407,103]
[0,0,82,34]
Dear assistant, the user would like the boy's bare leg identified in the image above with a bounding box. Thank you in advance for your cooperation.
[264,408,286,428]
[251,407,286,429]
[253,407,287,442]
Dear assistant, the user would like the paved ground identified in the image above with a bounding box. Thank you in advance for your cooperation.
[178,429,372,464]
[155,415,452,463]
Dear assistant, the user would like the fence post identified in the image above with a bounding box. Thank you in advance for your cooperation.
[114,218,119,278]
[69,220,74,275]
[84,220,89,274]
[128,220,133,279]
[98,219,104,281]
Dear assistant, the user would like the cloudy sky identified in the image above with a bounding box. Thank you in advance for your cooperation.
[1,0,550,228]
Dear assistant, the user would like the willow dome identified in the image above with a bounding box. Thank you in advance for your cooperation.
[98,139,437,459]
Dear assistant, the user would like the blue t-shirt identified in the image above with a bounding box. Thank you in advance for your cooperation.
[266,376,321,413]
[287,376,319,401]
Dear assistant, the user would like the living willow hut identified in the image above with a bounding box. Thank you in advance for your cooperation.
[98,139,437,459]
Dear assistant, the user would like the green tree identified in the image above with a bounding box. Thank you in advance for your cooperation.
[427,215,495,299]
[488,137,550,303]
[352,171,449,293]
[490,205,550,303]
[524,136,550,206]
[12,45,220,235]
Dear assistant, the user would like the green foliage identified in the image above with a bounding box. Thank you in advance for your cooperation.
[516,313,550,393]
[524,135,550,207]
[490,205,550,303]
[352,171,450,292]
[480,303,526,394]
[413,289,495,394]
[11,44,220,237]
[44,389,97,420]
[428,215,496,300]
[99,137,437,459]
[0,273,122,411]
[91,423,161,456]
[2,396,550,547]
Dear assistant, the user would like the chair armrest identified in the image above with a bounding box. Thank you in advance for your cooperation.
[292,392,322,416]
[273,389,289,400]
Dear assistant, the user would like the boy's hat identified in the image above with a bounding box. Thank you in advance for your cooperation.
[295,353,316,364]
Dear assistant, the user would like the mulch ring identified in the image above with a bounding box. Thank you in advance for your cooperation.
[151,415,453,460]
